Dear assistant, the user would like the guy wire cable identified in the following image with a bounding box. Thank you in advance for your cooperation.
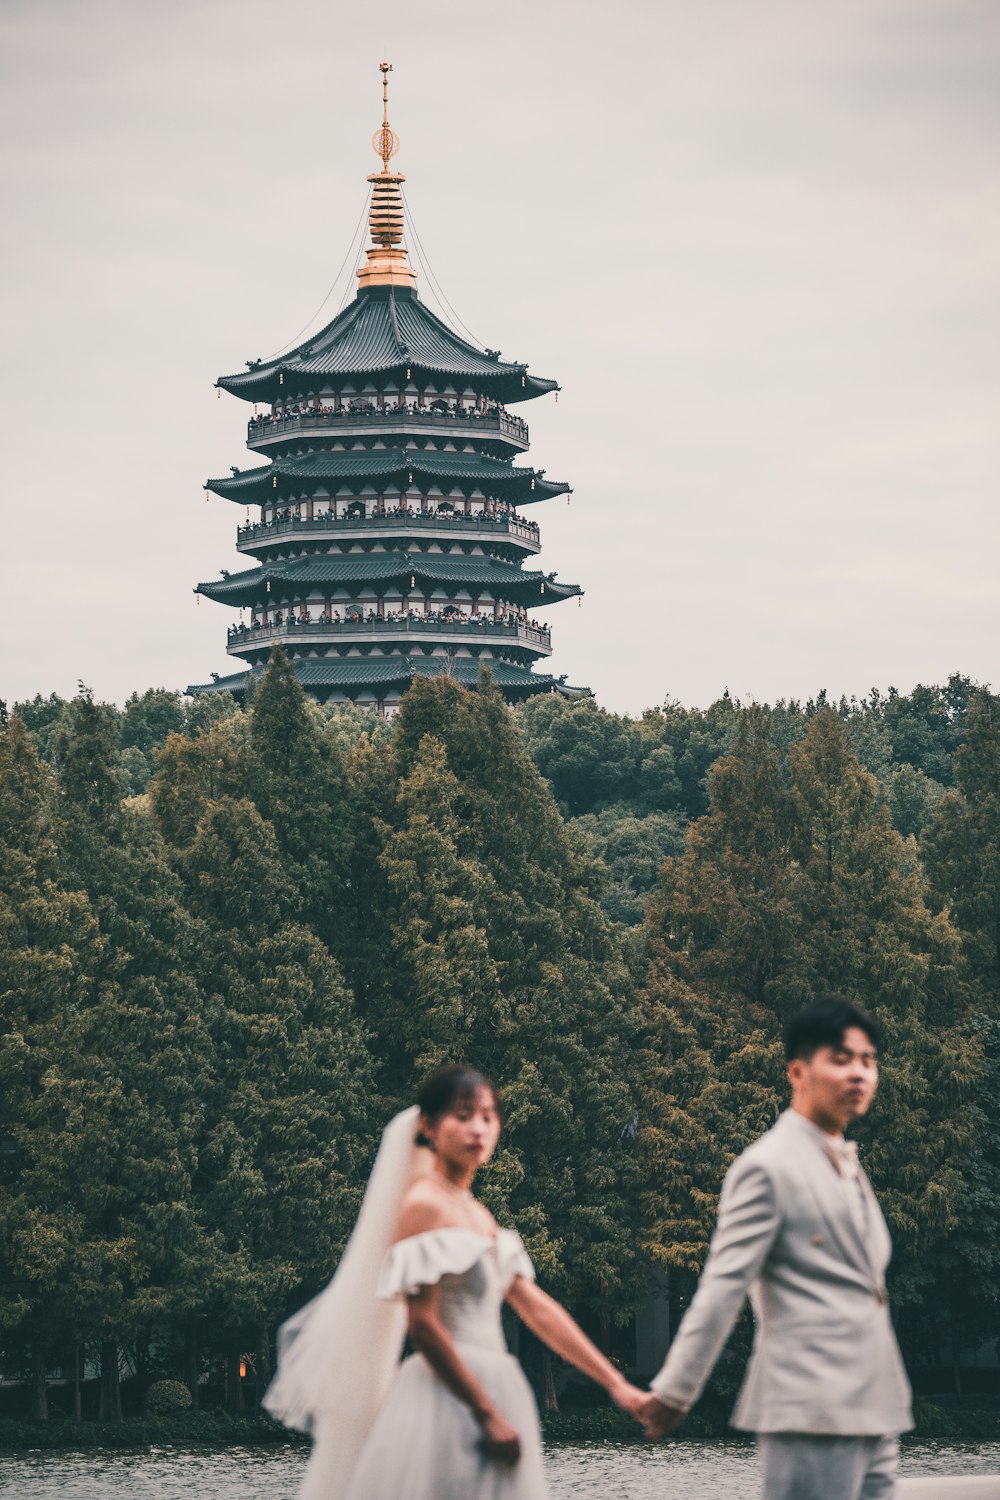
[400,186,489,352]
[260,184,373,360]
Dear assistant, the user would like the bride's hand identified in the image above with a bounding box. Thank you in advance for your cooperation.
[607,1374,652,1420]
[478,1409,521,1467]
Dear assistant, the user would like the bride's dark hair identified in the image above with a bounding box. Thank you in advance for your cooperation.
[415,1064,504,1146]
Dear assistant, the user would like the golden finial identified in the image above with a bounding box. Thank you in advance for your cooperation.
[372,60,399,171]
[357,59,417,290]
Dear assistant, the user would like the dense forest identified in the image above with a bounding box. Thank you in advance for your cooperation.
[1,656,997,1423]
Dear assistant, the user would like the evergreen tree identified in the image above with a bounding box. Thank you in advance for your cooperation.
[244,648,356,956]
[0,717,107,1416]
[640,708,977,1322]
[47,692,217,1416]
[373,676,647,1321]
[148,717,249,848]
[920,690,1000,1380]
[516,696,642,815]
[174,793,377,1406]
[569,807,687,926]
[923,690,1000,991]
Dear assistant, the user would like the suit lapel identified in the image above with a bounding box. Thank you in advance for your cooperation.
[781,1114,876,1282]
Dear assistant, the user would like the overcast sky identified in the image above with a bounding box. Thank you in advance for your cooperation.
[2,0,997,715]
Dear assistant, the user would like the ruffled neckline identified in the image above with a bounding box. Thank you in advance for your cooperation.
[377,1226,534,1301]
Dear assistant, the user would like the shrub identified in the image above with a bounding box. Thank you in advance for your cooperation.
[144,1379,193,1415]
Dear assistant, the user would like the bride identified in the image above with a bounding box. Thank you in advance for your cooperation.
[265,1064,647,1499]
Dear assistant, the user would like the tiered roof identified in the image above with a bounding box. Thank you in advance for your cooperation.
[217,285,558,407]
[197,552,580,608]
[189,656,589,701]
[206,450,568,505]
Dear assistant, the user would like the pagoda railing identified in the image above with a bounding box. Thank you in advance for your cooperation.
[246,406,529,448]
[236,510,541,550]
[227,616,551,654]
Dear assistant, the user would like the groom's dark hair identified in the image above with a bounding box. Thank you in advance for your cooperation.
[784,996,881,1062]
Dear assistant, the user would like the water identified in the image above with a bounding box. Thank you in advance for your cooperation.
[1,1441,998,1499]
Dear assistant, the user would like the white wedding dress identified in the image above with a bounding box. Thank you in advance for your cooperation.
[341,1225,549,1500]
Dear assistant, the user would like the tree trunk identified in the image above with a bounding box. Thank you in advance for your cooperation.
[951,1309,964,1396]
[99,1339,122,1422]
[255,1325,272,1413]
[184,1315,200,1410]
[73,1341,82,1422]
[31,1339,48,1421]
[542,1348,559,1414]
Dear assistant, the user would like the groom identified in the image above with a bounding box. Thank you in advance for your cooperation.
[638,996,913,1500]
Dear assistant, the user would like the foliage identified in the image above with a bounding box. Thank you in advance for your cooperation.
[638,708,980,1317]
[569,807,687,925]
[2,663,997,1414]
[362,673,648,1311]
[144,1379,193,1414]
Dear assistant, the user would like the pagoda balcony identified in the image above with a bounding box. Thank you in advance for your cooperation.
[227,615,552,660]
[236,509,541,555]
[246,406,529,452]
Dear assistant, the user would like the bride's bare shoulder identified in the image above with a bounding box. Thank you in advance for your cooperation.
[393,1177,459,1241]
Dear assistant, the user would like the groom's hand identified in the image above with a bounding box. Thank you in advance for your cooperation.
[636,1393,685,1439]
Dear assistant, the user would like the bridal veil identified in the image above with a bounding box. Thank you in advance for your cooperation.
[263,1105,430,1500]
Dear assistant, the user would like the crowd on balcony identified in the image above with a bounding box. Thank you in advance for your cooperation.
[229,605,548,637]
[248,397,526,438]
[241,500,538,538]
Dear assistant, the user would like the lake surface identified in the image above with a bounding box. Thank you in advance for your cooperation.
[2,1441,999,1499]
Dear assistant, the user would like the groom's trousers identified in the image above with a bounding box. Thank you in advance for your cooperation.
[758,1433,899,1500]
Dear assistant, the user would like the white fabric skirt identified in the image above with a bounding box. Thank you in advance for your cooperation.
[342,1345,549,1500]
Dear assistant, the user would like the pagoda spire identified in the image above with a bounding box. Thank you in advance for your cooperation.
[357,60,417,290]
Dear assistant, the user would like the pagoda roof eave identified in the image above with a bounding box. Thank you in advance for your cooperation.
[187,655,585,701]
[194,551,582,609]
[185,670,251,696]
[215,287,558,406]
[205,451,569,505]
[217,365,558,406]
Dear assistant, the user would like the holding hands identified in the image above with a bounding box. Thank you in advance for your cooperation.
[634,1392,686,1439]
[607,1377,684,1439]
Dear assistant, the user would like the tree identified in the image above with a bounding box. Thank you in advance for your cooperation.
[635,696,738,819]
[570,807,688,926]
[244,648,356,956]
[174,793,376,1408]
[0,716,105,1416]
[516,695,642,815]
[372,675,648,1333]
[638,708,796,1283]
[920,690,1000,1380]
[148,717,249,848]
[923,690,1000,991]
[640,708,977,1334]
[44,692,217,1417]
[120,689,186,756]
[879,675,976,787]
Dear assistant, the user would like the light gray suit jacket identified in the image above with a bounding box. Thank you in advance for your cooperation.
[650,1109,913,1436]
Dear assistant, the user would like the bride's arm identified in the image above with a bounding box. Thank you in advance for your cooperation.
[505,1278,647,1415]
[407,1279,520,1466]
[392,1193,520,1466]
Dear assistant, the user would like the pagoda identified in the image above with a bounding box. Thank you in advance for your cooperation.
[188,63,586,715]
